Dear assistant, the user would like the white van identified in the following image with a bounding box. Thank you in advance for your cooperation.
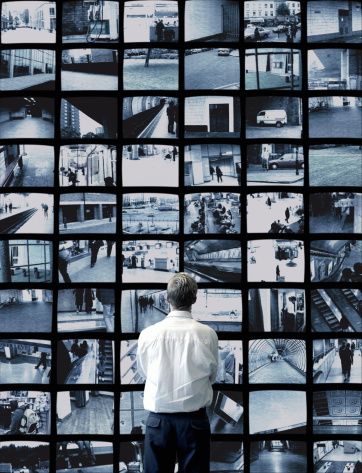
[256,109,287,127]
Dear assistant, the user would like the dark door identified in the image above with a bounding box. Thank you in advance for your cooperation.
[338,9,350,36]
[209,104,229,132]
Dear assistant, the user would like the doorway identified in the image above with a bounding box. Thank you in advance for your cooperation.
[209,104,229,132]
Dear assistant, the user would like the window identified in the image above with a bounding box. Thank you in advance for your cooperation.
[49,7,55,15]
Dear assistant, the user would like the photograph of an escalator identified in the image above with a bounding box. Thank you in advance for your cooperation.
[310,240,362,282]
[314,440,362,473]
[250,441,307,473]
[249,390,307,434]
[247,192,304,234]
[0,339,51,384]
[121,288,242,333]
[56,391,113,435]
[57,339,114,385]
[56,440,113,473]
[311,289,362,333]
[247,239,305,282]
[248,288,306,332]
[0,441,49,473]
[310,193,362,234]
[248,339,306,384]
[313,339,361,384]
[57,288,115,333]
[0,289,52,333]
[119,440,244,472]
[0,193,53,234]
[120,339,243,384]
[313,390,362,435]
[184,239,242,283]
[184,192,241,234]
[122,96,179,138]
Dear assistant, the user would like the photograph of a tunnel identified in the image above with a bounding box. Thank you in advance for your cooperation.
[184,239,242,283]
[121,288,242,333]
[250,441,307,473]
[248,339,306,384]
[313,338,361,384]
[313,390,362,435]
[311,288,362,333]
[313,440,362,473]
[248,288,306,332]
[249,390,307,434]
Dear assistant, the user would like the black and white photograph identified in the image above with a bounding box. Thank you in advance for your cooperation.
[123,49,178,90]
[59,193,116,234]
[57,391,113,435]
[121,288,242,333]
[185,0,239,42]
[58,240,116,283]
[0,441,49,472]
[185,144,241,187]
[0,144,54,188]
[0,239,52,283]
[0,339,51,384]
[59,144,117,187]
[0,289,52,333]
[61,97,117,139]
[57,288,115,333]
[0,391,50,435]
[57,339,114,384]
[122,144,179,187]
[249,339,306,384]
[124,1,179,43]
[185,48,240,90]
[307,1,362,43]
[314,440,362,473]
[310,240,362,282]
[120,339,243,384]
[185,96,241,138]
[61,49,118,91]
[309,96,362,138]
[244,1,301,43]
[56,440,113,473]
[308,49,362,90]
[0,49,55,91]
[1,1,56,43]
[246,96,302,139]
[248,239,305,282]
[185,192,241,234]
[0,97,54,139]
[247,192,304,234]
[249,390,307,434]
[123,193,179,235]
[251,441,307,473]
[248,288,306,332]
[310,192,362,233]
[62,0,119,43]
[123,96,178,138]
[313,390,362,434]
[311,288,362,333]
[184,239,242,283]
[247,143,304,186]
[313,338,361,384]
[0,193,53,234]
[245,48,301,90]
[119,391,146,434]
[122,240,179,283]
[309,145,362,187]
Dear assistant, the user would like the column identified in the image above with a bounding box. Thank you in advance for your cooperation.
[0,240,11,283]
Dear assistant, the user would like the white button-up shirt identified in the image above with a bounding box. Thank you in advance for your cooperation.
[136,310,219,413]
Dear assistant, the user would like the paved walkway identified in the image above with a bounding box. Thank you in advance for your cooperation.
[0,301,51,332]
[247,125,302,139]
[248,166,304,185]
[60,218,116,234]
[0,356,50,384]
[0,117,54,139]
[249,359,306,384]
[123,153,178,187]
[8,145,54,187]
[2,28,56,43]
[0,74,55,91]
[61,253,116,283]
[61,71,118,91]
[251,451,306,473]
[14,208,54,234]
[309,106,362,138]
[325,349,361,384]
[123,267,177,283]
[144,104,178,138]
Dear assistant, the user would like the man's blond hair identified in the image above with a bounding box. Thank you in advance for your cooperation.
[167,272,198,310]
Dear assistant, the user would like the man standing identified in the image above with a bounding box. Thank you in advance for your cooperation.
[137,273,219,472]
[167,101,176,135]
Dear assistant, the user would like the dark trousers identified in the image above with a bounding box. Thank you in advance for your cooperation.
[90,248,100,266]
[144,408,210,473]
[59,259,71,283]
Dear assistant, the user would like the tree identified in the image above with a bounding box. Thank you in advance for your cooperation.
[61,126,81,138]
[276,2,290,17]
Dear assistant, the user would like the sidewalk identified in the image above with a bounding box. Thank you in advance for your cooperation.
[0,74,55,91]
[61,71,118,91]
[60,218,116,234]
[15,209,54,234]
[0,117,54,139]
[63,252,116,283]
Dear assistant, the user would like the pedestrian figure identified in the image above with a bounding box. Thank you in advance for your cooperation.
[89,240,104,268]
[84,288,94,314]
[172,146,178,162]
[155,19,165,41]
[339,341,353,382]
[59,242,72,283]
[216,166,223,183]
[254,27,261,42]
[167,101,176,134]
[74,288,84,313]
[35,352,47,370]
[210,165,215,181]
[43,203,48,219]
[267,197,272,209]
[106,240,114,258]
[285,207,290,223]
[276,265,280,280]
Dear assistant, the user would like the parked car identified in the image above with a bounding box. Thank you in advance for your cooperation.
[268,152,304,169]
[256,109,287,127]
[218,48,231,56]
[245,26,270,40]
[273,24,288,33]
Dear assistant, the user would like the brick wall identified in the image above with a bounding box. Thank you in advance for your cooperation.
[62,1,89,36]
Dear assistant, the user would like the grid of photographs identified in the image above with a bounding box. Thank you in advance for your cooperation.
[0,1,361,472]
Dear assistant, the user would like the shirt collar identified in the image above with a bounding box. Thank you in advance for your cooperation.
[166,310,193,319]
